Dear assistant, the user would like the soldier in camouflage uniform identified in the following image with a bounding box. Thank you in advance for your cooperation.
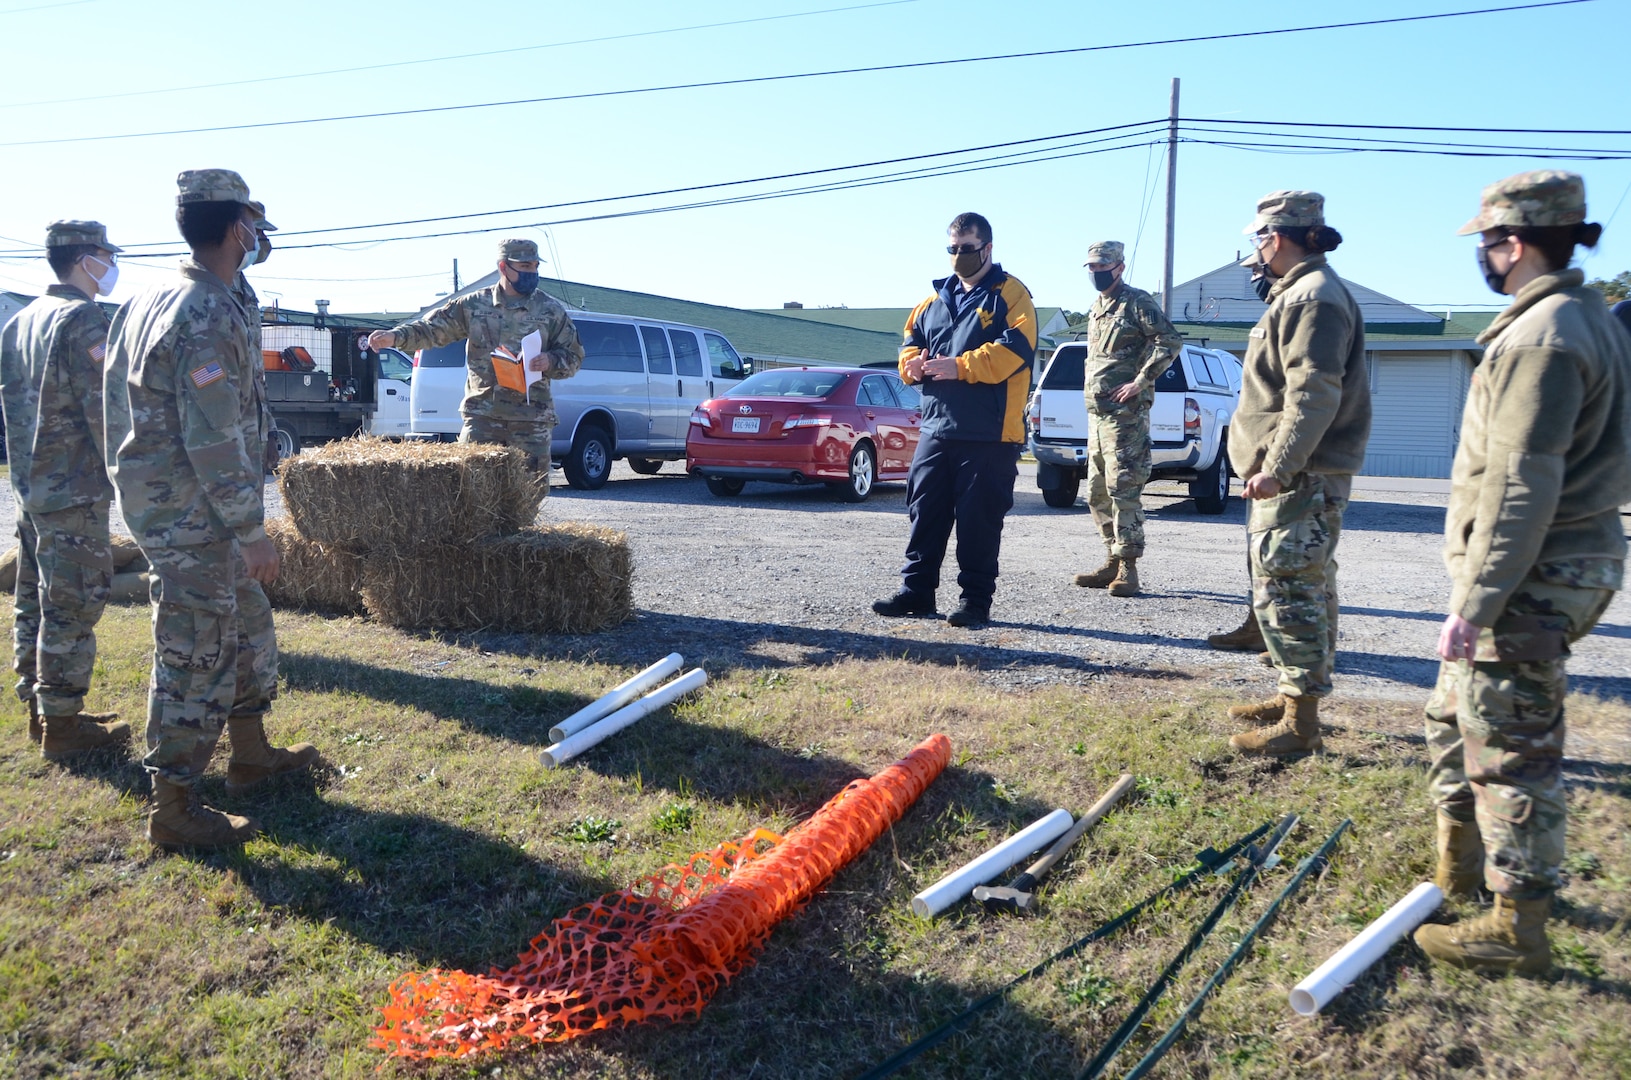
[369,238,584,478]
[0,220,130,758]
[1413,171,1630,976]
[1072,240,1181,598]
[104,169,319,851]
[1224,192,1371,756]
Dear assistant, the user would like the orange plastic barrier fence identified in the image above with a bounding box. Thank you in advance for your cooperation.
[373,733,952,1060]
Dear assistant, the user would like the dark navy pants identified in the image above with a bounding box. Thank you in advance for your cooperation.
[900,434,1021,608]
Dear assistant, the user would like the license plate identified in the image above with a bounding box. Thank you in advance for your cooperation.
[731,417,761,433]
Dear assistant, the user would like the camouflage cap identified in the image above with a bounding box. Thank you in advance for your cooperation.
[176,168,250,205]
[500,238,539,262]
[1243,190,1325,234]
[1082,240,1125,267]
[1457,170,1586,236]
[247,199,277,232]
[44,219,121,253]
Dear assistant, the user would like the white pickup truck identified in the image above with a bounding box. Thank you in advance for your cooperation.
[1027,341,1241,514]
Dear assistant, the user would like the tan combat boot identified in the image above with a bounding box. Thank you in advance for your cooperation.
[40,711,131,761]
[1230,694,1323,755]
[1413,894,1552,976]
[147,776,259,850]
[224,713,320,794]
[1433,813,1486,900]
[1227,694,1287,728]
[27,698,42,743]
[1207,611,1266,652]
[1107,558,1140,597]
[1073,556,1119,589]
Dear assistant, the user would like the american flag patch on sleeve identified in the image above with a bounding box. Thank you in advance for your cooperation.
[87,342,106,363]
[190,362,226,388]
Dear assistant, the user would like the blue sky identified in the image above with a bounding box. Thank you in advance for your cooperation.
[2,0,1628,319]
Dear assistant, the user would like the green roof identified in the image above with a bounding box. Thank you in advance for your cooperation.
[1054,318,1491,347]
[534,279,900,365]
[758,305,1068,338]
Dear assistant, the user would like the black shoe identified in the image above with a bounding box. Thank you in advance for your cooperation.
[946,600,990,628]
[872,590,937,617]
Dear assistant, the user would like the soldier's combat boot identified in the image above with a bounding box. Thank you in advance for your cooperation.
[224,713,319,794]
[1227,694,1287,728]
[1433,812,1486,900]
[1413,894,1552,976]
[40,711,131,761]
[1107,558,1140,597]
[147,776,259,850]
[1229,694,1323,755]
[1073,556,1120,589]
[27,698,42,743]
[1207,611,1265,652]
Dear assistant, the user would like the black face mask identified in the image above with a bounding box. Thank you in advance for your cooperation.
[1092,269,1117,292]
[1251,270,1275,303]
[1475,245,1508,295]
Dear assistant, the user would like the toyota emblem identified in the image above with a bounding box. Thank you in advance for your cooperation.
[739,404,753,413]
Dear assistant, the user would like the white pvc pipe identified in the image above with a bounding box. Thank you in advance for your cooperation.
[910,808,1074,918]
[1289,881,1443,1016]
[540,667,707,769]
[548,653,685,743]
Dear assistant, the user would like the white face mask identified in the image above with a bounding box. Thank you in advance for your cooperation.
[235,220,259,274]
[83,254,118,296]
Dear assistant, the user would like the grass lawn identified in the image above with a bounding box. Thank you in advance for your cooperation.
[2,603,1627,1078]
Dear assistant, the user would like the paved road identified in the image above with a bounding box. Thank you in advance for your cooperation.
[11,461,1627,711]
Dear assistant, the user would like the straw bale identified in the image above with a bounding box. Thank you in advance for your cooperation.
[277,437,544,553]
[360,523,632,633]
[263,516,365,614]
[0,545,14,592]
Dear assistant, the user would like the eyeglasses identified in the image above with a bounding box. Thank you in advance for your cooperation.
[1477,234,1515,251]
[946,242,988,255]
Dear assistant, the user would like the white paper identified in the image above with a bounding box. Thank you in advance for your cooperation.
[521,330,544,400]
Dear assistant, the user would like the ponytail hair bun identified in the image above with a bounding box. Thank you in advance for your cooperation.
[1305,225,1343,253]
[1575,222,1603,249]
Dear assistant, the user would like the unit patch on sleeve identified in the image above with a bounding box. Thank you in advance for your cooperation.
[189,362,226,388]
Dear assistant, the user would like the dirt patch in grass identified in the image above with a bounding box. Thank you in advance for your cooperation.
[0,604,1626,1078]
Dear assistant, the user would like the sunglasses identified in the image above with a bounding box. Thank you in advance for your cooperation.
[946,242,988,255]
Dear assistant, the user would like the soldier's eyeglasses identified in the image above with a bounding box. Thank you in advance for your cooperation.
[1477,234,1515,251]
[946,242,988,255]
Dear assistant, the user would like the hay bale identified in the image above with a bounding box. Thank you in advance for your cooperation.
[277,437,544,553]
[360,523,632,633]
[110,571,150,604]
[263,516,364,614]
[0,545,14,592]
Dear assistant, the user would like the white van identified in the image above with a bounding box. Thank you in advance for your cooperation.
[409,311,751,489]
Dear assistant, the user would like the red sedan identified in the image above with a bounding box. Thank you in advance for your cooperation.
[687,366,923,501]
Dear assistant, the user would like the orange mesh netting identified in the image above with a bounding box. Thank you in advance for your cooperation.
[373,733,952,1060]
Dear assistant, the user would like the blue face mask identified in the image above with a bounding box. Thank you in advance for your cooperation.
[508,265,540,295]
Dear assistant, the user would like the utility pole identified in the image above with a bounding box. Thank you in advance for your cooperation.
[452,258,460,292]
[1162,77,1179,316]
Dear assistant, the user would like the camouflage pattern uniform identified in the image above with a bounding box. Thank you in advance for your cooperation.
[1228,192,1371,701]
[1423,170,1631,899]
[103,169,277,784]
[0,221,120,718]
[386,239,584,473]
[1082,240,1181,560]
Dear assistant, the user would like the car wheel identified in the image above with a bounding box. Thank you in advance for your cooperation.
[1042,474,1080,508]
[271,422,299,464]
[563,424,613,490]
[627,457,663,475]
[833,441,876,502]
[1191,434,1230,515]
[705,475,746,497]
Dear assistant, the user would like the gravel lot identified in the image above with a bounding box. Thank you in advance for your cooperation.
[11,460,1628,713]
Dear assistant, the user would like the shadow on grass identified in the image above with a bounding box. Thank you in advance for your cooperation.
[188,772,617,972]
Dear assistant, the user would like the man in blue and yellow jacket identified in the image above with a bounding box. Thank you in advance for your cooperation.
[873,212,1037,628]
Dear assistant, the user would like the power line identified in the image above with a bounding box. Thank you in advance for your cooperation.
[1188,137,1631,160]
[0,0,98,14]
[0,0,1595,148]
[0,120,1170,253]
[1186,117,1631,136]
[0,0,920,111]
